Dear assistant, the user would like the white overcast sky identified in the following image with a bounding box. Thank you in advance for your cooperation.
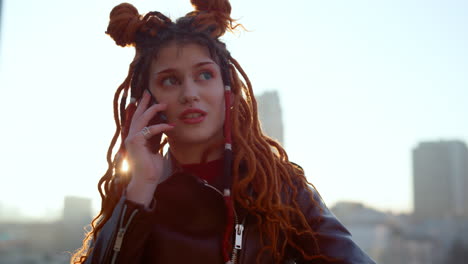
[1,0,467,221]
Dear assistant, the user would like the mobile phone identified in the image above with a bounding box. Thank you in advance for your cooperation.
[144,89,168,153]
[146,89,168,125]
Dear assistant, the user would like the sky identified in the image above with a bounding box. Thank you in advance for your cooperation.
[0,0,467,221]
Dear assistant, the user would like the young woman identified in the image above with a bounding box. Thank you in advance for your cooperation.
[72,0,376,263]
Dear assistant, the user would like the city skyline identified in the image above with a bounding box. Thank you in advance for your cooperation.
[2,189,466,263]
[1,0,468,219]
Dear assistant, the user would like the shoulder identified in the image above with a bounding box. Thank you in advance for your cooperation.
[285,161,329,226]
[285,163,377,263]
[286,161,321,203]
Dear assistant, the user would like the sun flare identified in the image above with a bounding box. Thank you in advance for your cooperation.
[122,159,129,172]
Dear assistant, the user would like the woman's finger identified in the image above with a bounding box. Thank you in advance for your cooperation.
[126,123,174,146]
[129,103,168,133]
[140,123,175,139]
[125,122,173,150]
[132,91,151,120]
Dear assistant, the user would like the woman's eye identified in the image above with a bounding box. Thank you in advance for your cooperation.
[198,71,213,81]
[161,76,178,86]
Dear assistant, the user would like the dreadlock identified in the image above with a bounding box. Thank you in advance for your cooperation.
[71,0,335,263]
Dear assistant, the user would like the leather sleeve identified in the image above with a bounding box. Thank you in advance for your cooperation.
[293,186,377,264]
[84,196,155,264]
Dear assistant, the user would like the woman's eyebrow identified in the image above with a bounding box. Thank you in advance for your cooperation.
[155,61,215,75]
[155,68,176,75]
[193,61,215,68]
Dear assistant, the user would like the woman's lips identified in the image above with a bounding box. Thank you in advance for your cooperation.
[179,108,207,124]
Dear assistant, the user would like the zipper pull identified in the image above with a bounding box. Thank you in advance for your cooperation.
[113,228,125,252]
[234,224,244,250]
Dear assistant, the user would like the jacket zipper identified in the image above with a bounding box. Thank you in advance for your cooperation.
[110,204,139,264]
[230,215,246,264]
[201,180,245,264]
[103,178,244,264]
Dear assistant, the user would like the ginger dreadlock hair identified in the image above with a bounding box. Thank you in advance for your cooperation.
[72,0,334,263]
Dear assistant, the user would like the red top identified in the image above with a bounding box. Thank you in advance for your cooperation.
[180,158,223,185]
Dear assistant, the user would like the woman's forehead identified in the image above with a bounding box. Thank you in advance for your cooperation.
[151,43,217,71]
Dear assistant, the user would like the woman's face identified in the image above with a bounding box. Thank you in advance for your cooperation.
[148,43,225,148]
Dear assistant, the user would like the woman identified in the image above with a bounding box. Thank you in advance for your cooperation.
[72,0,376,263]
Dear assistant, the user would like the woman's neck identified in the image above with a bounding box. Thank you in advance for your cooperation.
[168,141,224,164]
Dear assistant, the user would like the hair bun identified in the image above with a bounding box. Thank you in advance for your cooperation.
[106,3,143,47]
[190,0,239,38]
[191,0,232,14]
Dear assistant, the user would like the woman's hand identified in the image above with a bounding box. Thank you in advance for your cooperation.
[124,91,174,207]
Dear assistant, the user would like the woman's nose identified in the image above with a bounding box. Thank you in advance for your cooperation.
[178,79,200,104]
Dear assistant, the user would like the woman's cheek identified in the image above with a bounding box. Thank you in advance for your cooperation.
[168,104,181,124]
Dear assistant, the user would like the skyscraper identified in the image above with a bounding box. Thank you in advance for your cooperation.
[63,196,92,224]
[256,90,284,146]
[60,196,93,251]
[412,140,468,219]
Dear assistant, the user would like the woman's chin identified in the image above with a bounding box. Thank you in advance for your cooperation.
[166,133,224,148]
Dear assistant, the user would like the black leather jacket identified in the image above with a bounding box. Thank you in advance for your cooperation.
[84,170,376,264]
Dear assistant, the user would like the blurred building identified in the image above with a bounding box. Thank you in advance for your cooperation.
[412,140,468,219]
[331,202,444,264]
[63,196,92,225]
[256,90,284,146]
[331,202,393,262]
[0,221,70,263]
[60,196,93,251]
[0,196,92,264]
